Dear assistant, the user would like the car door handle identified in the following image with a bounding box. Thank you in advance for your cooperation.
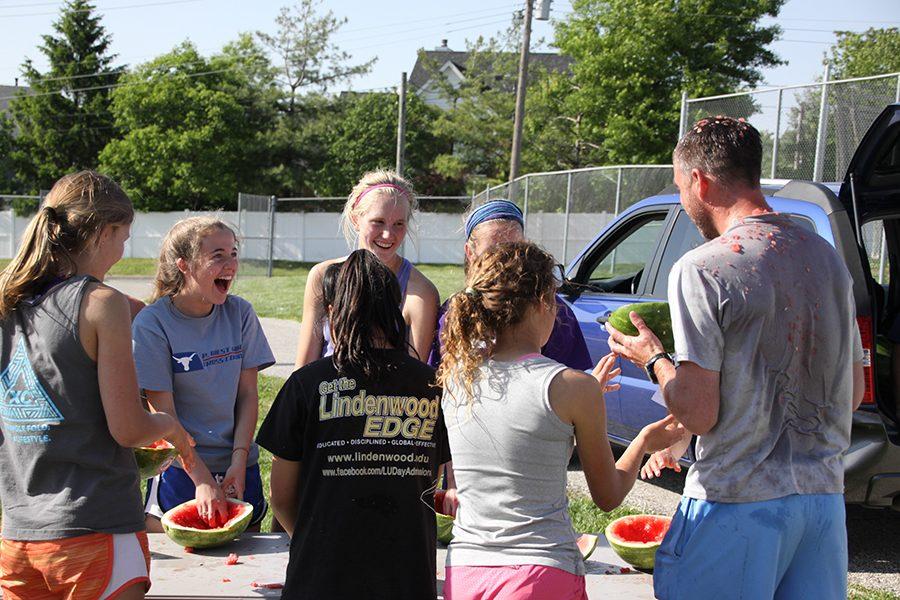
[596,312,612,325]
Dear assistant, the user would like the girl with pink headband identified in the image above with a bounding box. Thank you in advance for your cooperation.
[294,169,439,369]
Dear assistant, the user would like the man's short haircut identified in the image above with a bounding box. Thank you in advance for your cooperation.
[674,115,763,189]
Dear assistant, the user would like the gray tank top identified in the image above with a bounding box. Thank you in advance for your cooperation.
[442,354,585,575]
[0,275,145,540]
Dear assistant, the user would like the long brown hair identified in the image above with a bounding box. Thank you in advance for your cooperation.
[436,241,559,400]
[151,216,238,302]
[0,171,133,317]
[331,249,408,379]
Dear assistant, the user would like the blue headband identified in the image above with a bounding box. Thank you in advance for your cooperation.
[465,200,524,239]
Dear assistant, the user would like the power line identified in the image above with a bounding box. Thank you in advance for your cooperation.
[338,2,523,35]
[344,17,516,54]
[333,10,519,45]
[0,65,241,101]
[0,0,202,18]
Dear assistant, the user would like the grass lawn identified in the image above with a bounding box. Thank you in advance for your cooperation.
[101,258,465,321]
[850,586,900,600]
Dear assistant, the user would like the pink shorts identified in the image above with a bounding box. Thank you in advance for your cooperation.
[444,565,588,600]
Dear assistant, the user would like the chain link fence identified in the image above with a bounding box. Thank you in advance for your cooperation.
[473,165,674,263]
[681,71,900,183]
[236,192,276,277]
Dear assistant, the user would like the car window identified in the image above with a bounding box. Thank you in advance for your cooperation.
[580,213,667,295]
[651,212,818,297]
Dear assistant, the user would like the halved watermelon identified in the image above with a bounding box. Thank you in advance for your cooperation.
[576,533,598,560]
[161,498,253,548]
[134,439,178,479]
[605,514,671,571]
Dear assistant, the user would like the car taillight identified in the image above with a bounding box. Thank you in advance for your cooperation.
[857,316,876,406]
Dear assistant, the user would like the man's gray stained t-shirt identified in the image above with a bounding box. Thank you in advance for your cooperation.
[669,213,863,503]
[132,295,275,472]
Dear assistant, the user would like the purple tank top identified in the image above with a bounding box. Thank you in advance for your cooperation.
[321,258,413,357]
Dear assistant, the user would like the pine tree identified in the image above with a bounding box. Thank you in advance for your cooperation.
[9,0,119,191]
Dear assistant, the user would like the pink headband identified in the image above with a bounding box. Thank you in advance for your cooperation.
[352,184,408,209]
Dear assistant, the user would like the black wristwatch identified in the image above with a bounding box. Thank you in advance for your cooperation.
[644,352,674,384]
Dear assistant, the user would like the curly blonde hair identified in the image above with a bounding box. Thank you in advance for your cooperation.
[436,241,559,402]
[339,169,418,249]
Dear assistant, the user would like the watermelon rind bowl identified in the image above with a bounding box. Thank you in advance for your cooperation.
[133,441,179,480]
[604,514,671,571]
[161,498,253,549]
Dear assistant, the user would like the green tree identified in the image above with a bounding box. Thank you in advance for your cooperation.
[257,0,375,115]
[830,27,900,78]
[552,0,784,165]
[310,92,456,196]
[429,24,528,190]
[257,0,376,195]
[98,42,274,210]
[0,117,16,192]
[8,0,119,190]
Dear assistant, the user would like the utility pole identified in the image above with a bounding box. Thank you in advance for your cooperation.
[509,0,534,183]
[396,71,407,176]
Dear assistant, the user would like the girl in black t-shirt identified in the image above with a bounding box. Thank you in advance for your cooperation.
[257,249,452,600]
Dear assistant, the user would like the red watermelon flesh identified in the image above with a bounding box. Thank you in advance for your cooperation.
[169,501,247,530]
[609,515,670,544]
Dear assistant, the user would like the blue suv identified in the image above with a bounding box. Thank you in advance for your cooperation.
[560,105,900,509]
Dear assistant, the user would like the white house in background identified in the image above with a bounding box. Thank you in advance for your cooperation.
[0,82,30,117]
[409,40,572,110]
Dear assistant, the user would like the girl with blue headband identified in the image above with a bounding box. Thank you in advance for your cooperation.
[428,199,591,371]
[294,170,439,369]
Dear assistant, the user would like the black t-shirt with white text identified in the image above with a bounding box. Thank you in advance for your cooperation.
[256,350,451,600]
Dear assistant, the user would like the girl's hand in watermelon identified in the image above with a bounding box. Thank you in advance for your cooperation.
[591,353,621,394]
[196,480,229,527]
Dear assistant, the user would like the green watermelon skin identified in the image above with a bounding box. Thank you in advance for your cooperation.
[133,442,179,480]
[608,302,675,354]
[161,499,253,548]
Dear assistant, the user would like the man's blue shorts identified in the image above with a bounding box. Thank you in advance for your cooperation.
[654,493,846,600]
[144,463,268,526]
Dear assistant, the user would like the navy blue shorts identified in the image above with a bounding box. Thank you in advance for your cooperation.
[144,463,268,526]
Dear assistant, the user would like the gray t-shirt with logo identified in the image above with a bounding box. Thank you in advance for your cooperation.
[132,295,275,472]
[0,276,145,540]
[670,213,863,502]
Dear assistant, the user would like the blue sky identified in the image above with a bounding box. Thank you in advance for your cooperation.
[0,0,897,94]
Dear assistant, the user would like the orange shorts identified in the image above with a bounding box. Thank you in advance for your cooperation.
[0,531,151,600]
